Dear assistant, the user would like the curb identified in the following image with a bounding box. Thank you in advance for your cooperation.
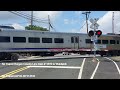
[17,55,97,62]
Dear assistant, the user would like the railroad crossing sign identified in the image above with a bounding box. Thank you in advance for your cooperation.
[90,18,99,29]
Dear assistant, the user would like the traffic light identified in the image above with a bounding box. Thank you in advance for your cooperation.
[88,30,94,37]
[96,30,102,37]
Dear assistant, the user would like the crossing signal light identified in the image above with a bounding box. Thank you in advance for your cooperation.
[88,30,94,37]
[96,30,102,37]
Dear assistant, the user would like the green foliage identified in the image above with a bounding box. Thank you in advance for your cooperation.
[25,25,48,31]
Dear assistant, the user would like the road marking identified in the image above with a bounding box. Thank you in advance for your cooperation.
[104,57,120,75]
[19,55,97,61]
[90,58,100,79]
[78,58,86,79]
[0,66,29,79]
[27,66,81,69]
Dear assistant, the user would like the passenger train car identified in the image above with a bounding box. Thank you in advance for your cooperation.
[0,29,120,61]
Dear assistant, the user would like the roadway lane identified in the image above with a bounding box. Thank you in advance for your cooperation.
[80,57,98,79]
[0,56,120,79]
[0,58,84,79]
[93,57,120,79]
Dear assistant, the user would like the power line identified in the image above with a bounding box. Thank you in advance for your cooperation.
[15,11,48,21]
[9,11,56,32]
[80,22,86,30]
[9,11,49,24]
[47,15,56,32]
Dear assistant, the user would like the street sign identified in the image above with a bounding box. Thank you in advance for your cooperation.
[90,18,99,24]
[90,18,99,29]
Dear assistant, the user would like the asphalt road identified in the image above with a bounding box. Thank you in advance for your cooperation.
[0,56,120,79]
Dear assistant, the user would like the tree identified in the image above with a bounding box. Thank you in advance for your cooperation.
[25,25,48,31]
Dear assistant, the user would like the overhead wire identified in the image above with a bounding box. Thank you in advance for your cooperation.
[15,11,48,21]
[9,11,49,24]
[80,11,91,31]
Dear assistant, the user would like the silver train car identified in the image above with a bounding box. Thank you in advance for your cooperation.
[0,29,120,61]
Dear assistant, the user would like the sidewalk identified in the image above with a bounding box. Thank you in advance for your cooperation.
[111,56,120,62]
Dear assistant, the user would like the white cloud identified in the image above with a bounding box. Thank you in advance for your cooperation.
[64,19,69,24]
[71,29,79,33]
[12,23,25,30]
[75,11,82,15]
[0,11,22,21]
[64,18,80,25]
[98,11,120,34]
[0,11,62,30]
[0,11,62,23]
[33,11,62,21]
[80,11,120,34]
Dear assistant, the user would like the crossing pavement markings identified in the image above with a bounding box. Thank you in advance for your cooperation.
[90,58,100,79]
[78,58,86,79]
[0,66,29,79]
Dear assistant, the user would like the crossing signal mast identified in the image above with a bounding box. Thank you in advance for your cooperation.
[89,18,102,61]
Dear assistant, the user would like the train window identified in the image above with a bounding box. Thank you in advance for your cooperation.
[0,36,10,42]
[0,25,14,29]
[85,39,93,44]
[110,40,115,44]
[28,37,40,43]
[96,40,101,44]
[13,37,26,43]
[71,37,74,43]
[117,40,119,44]
[102,40,108,44]
[54,38,64,43]
[42,38,52,43]
[75,37,78,43]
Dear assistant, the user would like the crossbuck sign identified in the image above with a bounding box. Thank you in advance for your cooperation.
[90,18,99,29]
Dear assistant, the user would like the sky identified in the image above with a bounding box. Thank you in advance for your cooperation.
[0,11,120,34]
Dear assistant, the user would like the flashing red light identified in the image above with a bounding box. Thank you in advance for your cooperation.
[96,30,102,37]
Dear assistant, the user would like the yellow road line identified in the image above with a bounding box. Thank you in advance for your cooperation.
[0,66,29,79]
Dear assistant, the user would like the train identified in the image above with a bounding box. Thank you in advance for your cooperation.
[0,28,120,61]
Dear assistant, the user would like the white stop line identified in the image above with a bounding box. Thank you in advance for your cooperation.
[27,66,81,69]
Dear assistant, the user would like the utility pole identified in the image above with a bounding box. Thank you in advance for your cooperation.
[48,15,50,31]
[82,11,91,34]
[112,12,114,34]
[82,11,91,53]
[31,11,33,30]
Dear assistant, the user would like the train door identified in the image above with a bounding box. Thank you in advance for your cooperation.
[71,36,79,49]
